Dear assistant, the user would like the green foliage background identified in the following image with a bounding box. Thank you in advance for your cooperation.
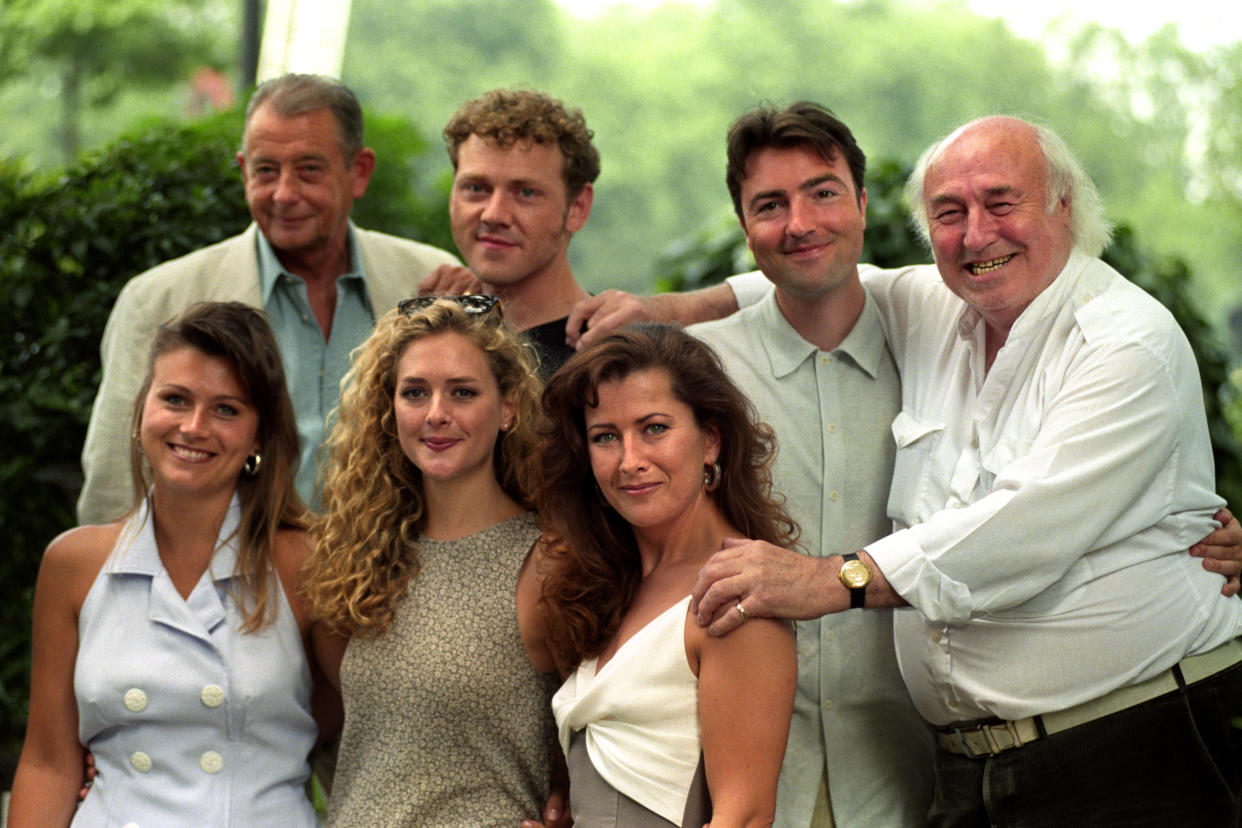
[1,0,1240,780]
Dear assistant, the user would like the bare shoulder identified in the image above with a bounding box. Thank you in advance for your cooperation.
[38,522,123,608]
[271,527,313,579]
[43,523,121,574]
[517,537,561,675]
[689,611,793,672]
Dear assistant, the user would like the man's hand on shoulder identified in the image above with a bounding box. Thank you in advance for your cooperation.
[566,283,740,350]
[691,538,843,637]
[418,264,483,297]
[566,290,663,350]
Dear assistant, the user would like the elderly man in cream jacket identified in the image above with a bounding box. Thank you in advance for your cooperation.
[78,73,459,522]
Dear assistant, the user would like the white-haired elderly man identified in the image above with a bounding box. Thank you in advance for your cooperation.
[691,115,1242,825]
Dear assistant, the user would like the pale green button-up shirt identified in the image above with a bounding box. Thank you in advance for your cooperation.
[691,272,934,827]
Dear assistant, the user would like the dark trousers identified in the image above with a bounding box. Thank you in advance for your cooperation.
[927,661,1242,827]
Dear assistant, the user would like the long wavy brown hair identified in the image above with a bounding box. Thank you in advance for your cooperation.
[537,323,798,666]
[304,300,544,637]
[128,301,308,633]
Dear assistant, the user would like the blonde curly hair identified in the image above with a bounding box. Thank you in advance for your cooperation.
[304,300,544,636]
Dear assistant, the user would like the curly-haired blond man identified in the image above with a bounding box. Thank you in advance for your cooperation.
[440,89,600,372]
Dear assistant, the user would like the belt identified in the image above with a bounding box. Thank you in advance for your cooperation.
[936,637,1242,759]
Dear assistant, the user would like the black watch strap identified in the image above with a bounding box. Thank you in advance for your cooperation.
[840,552,869,609]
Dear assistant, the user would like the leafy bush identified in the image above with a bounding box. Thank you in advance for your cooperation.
[0,106,450,765]
[0,112,251,764]
[655,159,1242,512]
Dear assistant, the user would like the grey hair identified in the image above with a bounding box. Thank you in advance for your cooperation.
[243,73,364,159]
[904,117,1113,258]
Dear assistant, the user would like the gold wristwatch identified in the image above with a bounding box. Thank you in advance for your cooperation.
[838,552,872,609]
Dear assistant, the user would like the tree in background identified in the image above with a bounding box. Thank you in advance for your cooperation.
[0,0,230,161]
[0,0,1239,770]
[1055,24,1242,320]
[2,0,1238,328]
[332,0,1242,335]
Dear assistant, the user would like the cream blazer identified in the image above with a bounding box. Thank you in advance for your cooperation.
[77,224,459,523]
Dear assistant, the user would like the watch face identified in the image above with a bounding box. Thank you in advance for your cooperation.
[840,559,872,589]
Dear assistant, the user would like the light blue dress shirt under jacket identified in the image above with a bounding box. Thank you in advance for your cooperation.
[256,226,373,507]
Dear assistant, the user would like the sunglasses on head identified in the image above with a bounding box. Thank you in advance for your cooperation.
[397,294,502,318]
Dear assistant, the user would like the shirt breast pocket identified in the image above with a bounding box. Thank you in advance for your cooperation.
[887,411,945,528]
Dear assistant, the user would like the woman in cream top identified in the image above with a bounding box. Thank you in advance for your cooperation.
[538,323,798,826]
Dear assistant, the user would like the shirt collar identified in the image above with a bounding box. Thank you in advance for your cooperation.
[955,249,1093,345]
[760,284,890,380]
[107,492,247,583]
[256,221,365,303]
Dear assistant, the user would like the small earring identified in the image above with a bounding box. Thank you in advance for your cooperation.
[500,420,512,433]
[243,453,262,477]
[703,461,721,492]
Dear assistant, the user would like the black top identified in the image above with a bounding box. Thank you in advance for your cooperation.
[522,316,576,379]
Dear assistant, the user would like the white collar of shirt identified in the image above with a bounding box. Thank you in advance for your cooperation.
[954,249,1102,348]
[106,492,247,584]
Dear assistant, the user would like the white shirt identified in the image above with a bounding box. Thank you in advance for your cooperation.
[692,287,933,827]
[862,252,1241,725]
[552,596,699,824]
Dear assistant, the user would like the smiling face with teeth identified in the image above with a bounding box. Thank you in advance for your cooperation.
[923,117,1075,341]
[139,347,260,500]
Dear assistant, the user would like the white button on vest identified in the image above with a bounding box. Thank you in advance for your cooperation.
[130,751,152,773]
[123,688,148,712]
[200,750,224,774]
[200,684,225,708]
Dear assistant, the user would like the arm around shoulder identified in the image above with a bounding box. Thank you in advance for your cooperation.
[566,282,742,350]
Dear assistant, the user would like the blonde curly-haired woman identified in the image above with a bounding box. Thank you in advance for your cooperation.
[304,296,564,827]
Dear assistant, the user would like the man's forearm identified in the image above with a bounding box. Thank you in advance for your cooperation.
[656,282,738,326]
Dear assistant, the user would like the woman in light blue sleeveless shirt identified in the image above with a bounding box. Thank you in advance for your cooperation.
[11,302,340,827]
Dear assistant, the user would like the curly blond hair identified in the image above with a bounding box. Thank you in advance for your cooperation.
[304,300,544,636]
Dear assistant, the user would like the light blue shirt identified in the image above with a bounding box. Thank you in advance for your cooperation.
[74,495,317,827]
[257,225,374,507]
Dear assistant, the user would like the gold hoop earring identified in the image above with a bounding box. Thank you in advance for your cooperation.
[243,453,262,477]
[703,462,721,492]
